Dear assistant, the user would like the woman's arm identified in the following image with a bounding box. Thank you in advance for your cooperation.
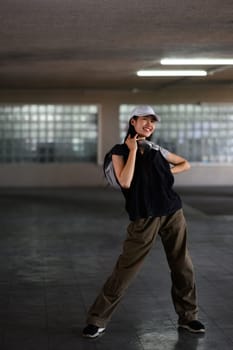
[112,135,138,188]
[166,152,191,174]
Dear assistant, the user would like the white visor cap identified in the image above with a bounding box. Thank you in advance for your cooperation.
[130,105,160,122]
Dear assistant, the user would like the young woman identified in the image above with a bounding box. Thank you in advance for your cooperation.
[83,105,205,338]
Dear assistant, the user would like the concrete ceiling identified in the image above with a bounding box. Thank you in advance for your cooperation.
[0,0,233,90]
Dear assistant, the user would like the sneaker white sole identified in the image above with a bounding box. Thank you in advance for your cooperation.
[179,324,205,333]
[83,328,106,338]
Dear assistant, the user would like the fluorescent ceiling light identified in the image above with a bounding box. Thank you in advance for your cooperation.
[161,58,233,65]
[137,70,207,77]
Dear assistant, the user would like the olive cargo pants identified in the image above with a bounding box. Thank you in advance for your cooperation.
[86,209,198,327]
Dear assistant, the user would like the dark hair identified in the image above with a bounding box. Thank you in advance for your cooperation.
[124,116,153,142]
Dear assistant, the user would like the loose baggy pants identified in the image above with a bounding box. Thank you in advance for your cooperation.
[86,209,198,328]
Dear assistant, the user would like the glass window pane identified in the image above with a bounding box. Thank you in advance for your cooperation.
[0,104,98,163]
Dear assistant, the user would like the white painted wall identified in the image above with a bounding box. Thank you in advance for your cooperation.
[0,163,232,187]
[174,163,233,186]
[0,163,105,187]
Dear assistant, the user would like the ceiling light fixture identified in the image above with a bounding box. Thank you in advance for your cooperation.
[160,58,233,65]
[137,70,207,77]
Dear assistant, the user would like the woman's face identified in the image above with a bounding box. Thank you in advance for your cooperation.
[131,115,157,138]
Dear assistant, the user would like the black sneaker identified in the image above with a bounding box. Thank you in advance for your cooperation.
[82,324,106,338]
[179,320,205,333]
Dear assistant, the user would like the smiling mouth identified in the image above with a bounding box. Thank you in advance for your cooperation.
[143,127,152,132]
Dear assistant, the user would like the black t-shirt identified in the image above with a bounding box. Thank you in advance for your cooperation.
[111,142,182,221]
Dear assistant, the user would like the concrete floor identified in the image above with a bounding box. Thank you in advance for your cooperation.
[0,186,233,350]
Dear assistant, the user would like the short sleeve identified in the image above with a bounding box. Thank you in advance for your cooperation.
[111,143,129,157]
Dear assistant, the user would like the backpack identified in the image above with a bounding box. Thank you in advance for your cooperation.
[103,149,121,190]
[103,141,169,190]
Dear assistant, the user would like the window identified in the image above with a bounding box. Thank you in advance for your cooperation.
[120,104,233,163]
[0,104,98,163]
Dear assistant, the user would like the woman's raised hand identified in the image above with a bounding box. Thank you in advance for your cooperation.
[125,134,138,152]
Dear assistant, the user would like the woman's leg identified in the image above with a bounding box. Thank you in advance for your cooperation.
[86,216,161,328]
[159,209,198,324]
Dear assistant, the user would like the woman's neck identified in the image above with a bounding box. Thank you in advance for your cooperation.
[136,136,146,141]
